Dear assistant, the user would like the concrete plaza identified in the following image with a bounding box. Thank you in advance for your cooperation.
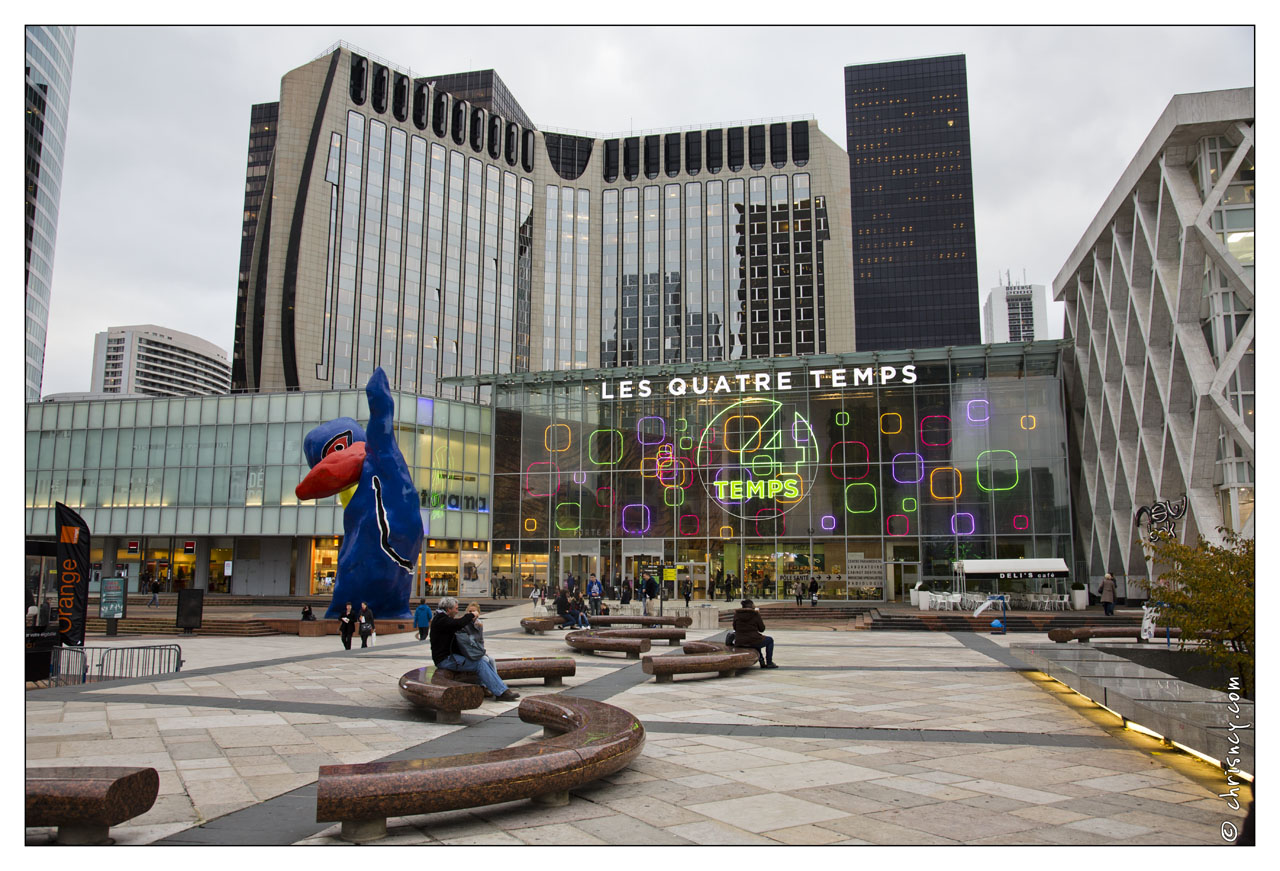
[25,603,1248,846]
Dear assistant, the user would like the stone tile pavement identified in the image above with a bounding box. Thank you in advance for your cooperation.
[25,605,1250,846]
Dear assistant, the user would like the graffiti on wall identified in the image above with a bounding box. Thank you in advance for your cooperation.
[1134,496,1187,542]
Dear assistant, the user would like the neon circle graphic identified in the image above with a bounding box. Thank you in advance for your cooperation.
[693,397,820,519]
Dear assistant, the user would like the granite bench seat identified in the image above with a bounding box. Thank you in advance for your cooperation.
[26,766,160,845]
[520,617,564,635]
[435,657,576,687]
[398,667,485,723]
[1048,626,1184,643]
[641,642,760,683]
[589,615,692,629]
[315,694,645,843]
[565,630,652,659]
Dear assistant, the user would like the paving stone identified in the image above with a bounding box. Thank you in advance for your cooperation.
[685,793,847,833]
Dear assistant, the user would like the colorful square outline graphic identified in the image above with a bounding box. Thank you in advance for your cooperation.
[595,487,613,508]
[637,416,666,445]
[525,461,561,497]
[588,429,623,465]
[679,514,700,536]
[821,514,837,531]
[951,512,975,535]
[920,414,952,447]
[976,450,1020,491]
[844,482,878,514]
[830,440,871,480]
[544,423,571,453]
[621,503,651,535]
[886,514,910,536]
[1020,414,1037,431]
[880,412,902,435]
[555,501,581,532]
[724,415,763,453]
[1013,514,1030,530]
[892,452,925,484]
[929,466,962,500]
[966,399,990,424]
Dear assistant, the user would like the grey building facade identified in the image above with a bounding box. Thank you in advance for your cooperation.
[233,44,854,404]
[1054,88,1254,601]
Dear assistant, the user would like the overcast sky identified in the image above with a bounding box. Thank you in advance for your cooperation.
[36,24,1254,397]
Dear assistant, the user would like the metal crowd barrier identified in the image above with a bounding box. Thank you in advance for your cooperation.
[48,644,184,687]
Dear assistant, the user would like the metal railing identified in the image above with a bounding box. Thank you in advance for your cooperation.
[48,644,184,687]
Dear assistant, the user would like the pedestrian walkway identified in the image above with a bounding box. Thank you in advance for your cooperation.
[25,603,1248,846]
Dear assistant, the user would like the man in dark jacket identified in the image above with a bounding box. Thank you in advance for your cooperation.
[429,596,518,700]
[730,599,777,668]
[808,578,820,606]
[642,573,660,616]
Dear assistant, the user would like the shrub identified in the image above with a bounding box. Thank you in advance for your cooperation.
[1139,527,1253,696]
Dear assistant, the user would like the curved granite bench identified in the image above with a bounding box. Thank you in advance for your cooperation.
[435,657,577,688]
[565,629,652,659]
[1048,626,1183,644]
[26,766,160,845]
[398,667,485,723]
[316,694,645,843]
[641,642,760,683]
[590,615,692,629]
[520,617,564,635]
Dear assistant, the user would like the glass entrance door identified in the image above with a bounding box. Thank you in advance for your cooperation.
[676,562,709,600]
[886,562,921,603]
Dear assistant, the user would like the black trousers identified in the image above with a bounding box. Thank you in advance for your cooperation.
[341,633,353,649]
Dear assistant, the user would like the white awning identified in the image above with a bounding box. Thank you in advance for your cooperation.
[953,558,1069,578]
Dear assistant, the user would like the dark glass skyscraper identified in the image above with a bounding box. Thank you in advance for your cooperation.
[845,54,980,350]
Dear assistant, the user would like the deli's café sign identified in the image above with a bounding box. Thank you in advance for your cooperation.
[600,365,919,399]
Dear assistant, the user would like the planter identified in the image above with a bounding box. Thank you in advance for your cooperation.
[909,589,919,607]
[1071,589,1089,610]
[918,591,932,611]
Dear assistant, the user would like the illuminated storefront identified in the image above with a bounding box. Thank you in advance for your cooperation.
[474,343,1073,601]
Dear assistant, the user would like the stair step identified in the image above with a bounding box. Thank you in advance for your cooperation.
[83,618,279,637]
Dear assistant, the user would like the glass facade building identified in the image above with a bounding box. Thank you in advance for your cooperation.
[471,342,1072,601]
[845,54,981,350]
[25,388,493,598]
[25,25,76,401]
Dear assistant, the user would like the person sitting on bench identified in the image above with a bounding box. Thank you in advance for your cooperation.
[729,599,778,668]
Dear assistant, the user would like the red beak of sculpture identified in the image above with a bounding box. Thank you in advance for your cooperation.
[296,442,367,501]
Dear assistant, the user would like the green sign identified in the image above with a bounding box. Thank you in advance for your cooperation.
[99,577,126,620]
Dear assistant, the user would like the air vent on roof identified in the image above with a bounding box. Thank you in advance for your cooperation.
[349,55,368,105]
[412,81,430,129]
[371,64,389,114]
[685,131,701,175]
[392,73,409,122]
[727,127,744,172]
[748,125,765,170]
[706,129,723,173]
[470,107,486,152]
[770,123,787,168]
[488,114,503,159]
[604,139,619,183]
[432,90,449,138]
[623,137,639,181]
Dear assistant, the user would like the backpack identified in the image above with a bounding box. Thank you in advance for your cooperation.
[454,625,486,661]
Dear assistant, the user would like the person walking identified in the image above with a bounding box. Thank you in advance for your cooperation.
[338,602,356,650]
[358,601,375,647]
[430,597,518,701]
[413,599,433,640]
[808,577,819,606]
[147,576,161,608]
[793,579,804,607]
[682,580,692,608]
[1099,573,1117,617]
[587,573,603,616]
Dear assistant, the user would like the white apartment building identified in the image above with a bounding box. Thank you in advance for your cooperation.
[91,325,232,397]
[984,279,1050,343]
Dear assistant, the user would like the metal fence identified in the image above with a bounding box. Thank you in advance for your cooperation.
[48,644,184,687]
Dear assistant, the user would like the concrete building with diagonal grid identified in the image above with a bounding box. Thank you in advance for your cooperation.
[1053,88,1254,602]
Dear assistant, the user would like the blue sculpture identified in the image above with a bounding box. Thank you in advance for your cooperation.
[296,368,421,619]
